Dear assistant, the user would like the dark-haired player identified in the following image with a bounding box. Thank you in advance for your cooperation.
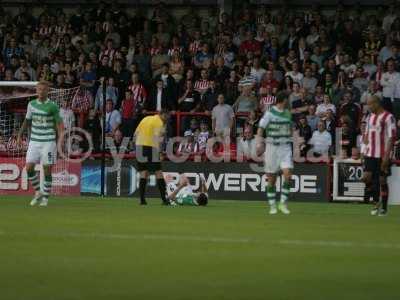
[256,92,293,215]
[362,95,396,216]
[166,174,208,206]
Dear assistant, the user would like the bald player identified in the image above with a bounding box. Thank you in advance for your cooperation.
[362,95,396,216]
[134,110,170,205]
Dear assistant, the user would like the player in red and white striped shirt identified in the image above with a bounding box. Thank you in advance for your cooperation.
[362,95,396,216]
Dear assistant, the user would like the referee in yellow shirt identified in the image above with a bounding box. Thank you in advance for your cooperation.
[135,110,170,205]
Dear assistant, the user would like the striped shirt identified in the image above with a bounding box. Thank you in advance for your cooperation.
[259,106,293,144]
[194,79,210,94]
[364,111,396,158]
[260,95,276,112]
[189,41,201,55]
[26,99,62,143]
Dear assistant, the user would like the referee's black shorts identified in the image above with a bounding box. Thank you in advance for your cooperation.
[136,145,162,172]
[363,157,391,177]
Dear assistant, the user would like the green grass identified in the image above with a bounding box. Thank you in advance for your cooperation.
[0,196,400,300]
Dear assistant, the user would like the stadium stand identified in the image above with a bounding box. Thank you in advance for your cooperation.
[1,1,400,160]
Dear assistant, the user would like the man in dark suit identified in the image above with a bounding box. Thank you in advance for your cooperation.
[147,79,177,136]
[153,63,177,103]
[147,79,177,112]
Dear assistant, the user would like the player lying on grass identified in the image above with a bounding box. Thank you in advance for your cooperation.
[17,81,64,207]
[165,174,208,206]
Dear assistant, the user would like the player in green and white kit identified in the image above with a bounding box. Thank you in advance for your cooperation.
[166,174,208,206]
[17,81,64,207]
[256,92,293,215]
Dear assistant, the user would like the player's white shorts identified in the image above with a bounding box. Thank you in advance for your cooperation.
[26,141,57,165]
[264,143,293,174]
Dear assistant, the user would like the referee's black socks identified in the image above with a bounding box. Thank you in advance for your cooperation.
[139,178,147,205]
[157,178,168,205]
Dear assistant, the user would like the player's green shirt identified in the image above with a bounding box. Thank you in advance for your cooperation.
[25,99,62,143]
[258,106,293,143]
[176,194,198,206]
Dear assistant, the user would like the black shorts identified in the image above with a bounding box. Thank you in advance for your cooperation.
[136,145,162,172]
[363,157,391,177]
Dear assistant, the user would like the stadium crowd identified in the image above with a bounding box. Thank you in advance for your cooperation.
[1,1,400,159]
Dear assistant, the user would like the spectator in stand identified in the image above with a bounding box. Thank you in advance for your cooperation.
[59,98,75,133]
[148,79,176,112]
[291,88,311,121]
[194,43,213,69]
[250,56,266,84]
[103,99,121,137]
[54,73,69,89]
[120,90,137,137]
[178,80,201,134]
[297,114,312,157]
[360,81,382,113]
[352,67,369,95]
[285,61,304,85]
[309,120,332,157]
[169,52,184,82]
[224,70,240,106]
[84,109,101,153]
[239,31,262,56]
[95,77,119,113]
[14,57,36,81]
[96,55,113,79]
[71,85,93,128]
[244,110,259,134]
[259,87,276,113]
[339,115,357,158]
[339,91,362,127]
[154,63,177,102]
[238,124,256,159]
[80,62,96,91]
[289,82,302,108]
[177,132,199,155]
[127,72,147,113]
[3,37,24,66]
[316,94,336,120]
[202,80,219,114]
[261,69,279,91]
[238,65,256,90]
[194,69,211,96]
[302,67,318,94]
[212,94,234,139]
[306,105,320,132]
[380,58,399,112]
[233,87,258,127]
[392,73,400,120]
[197,120,211,153]
[212,56,230,88]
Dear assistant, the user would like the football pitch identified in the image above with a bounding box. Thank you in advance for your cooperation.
[0,197,399,300]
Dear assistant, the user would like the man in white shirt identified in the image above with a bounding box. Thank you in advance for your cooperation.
[316,95,336,119]
[250,57,266,84]
[285,61,304,85]
[103,99,122,136]
[309,120,332,156]
[380,58,400,112]
[59,99,75,133]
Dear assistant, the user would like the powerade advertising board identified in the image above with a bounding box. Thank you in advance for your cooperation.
[80,160,329,202]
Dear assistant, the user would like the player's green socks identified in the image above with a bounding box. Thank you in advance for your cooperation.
[42,175,52,197]
[281,181,290,203]
[27,170,40,192]
[267,185,276,206]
